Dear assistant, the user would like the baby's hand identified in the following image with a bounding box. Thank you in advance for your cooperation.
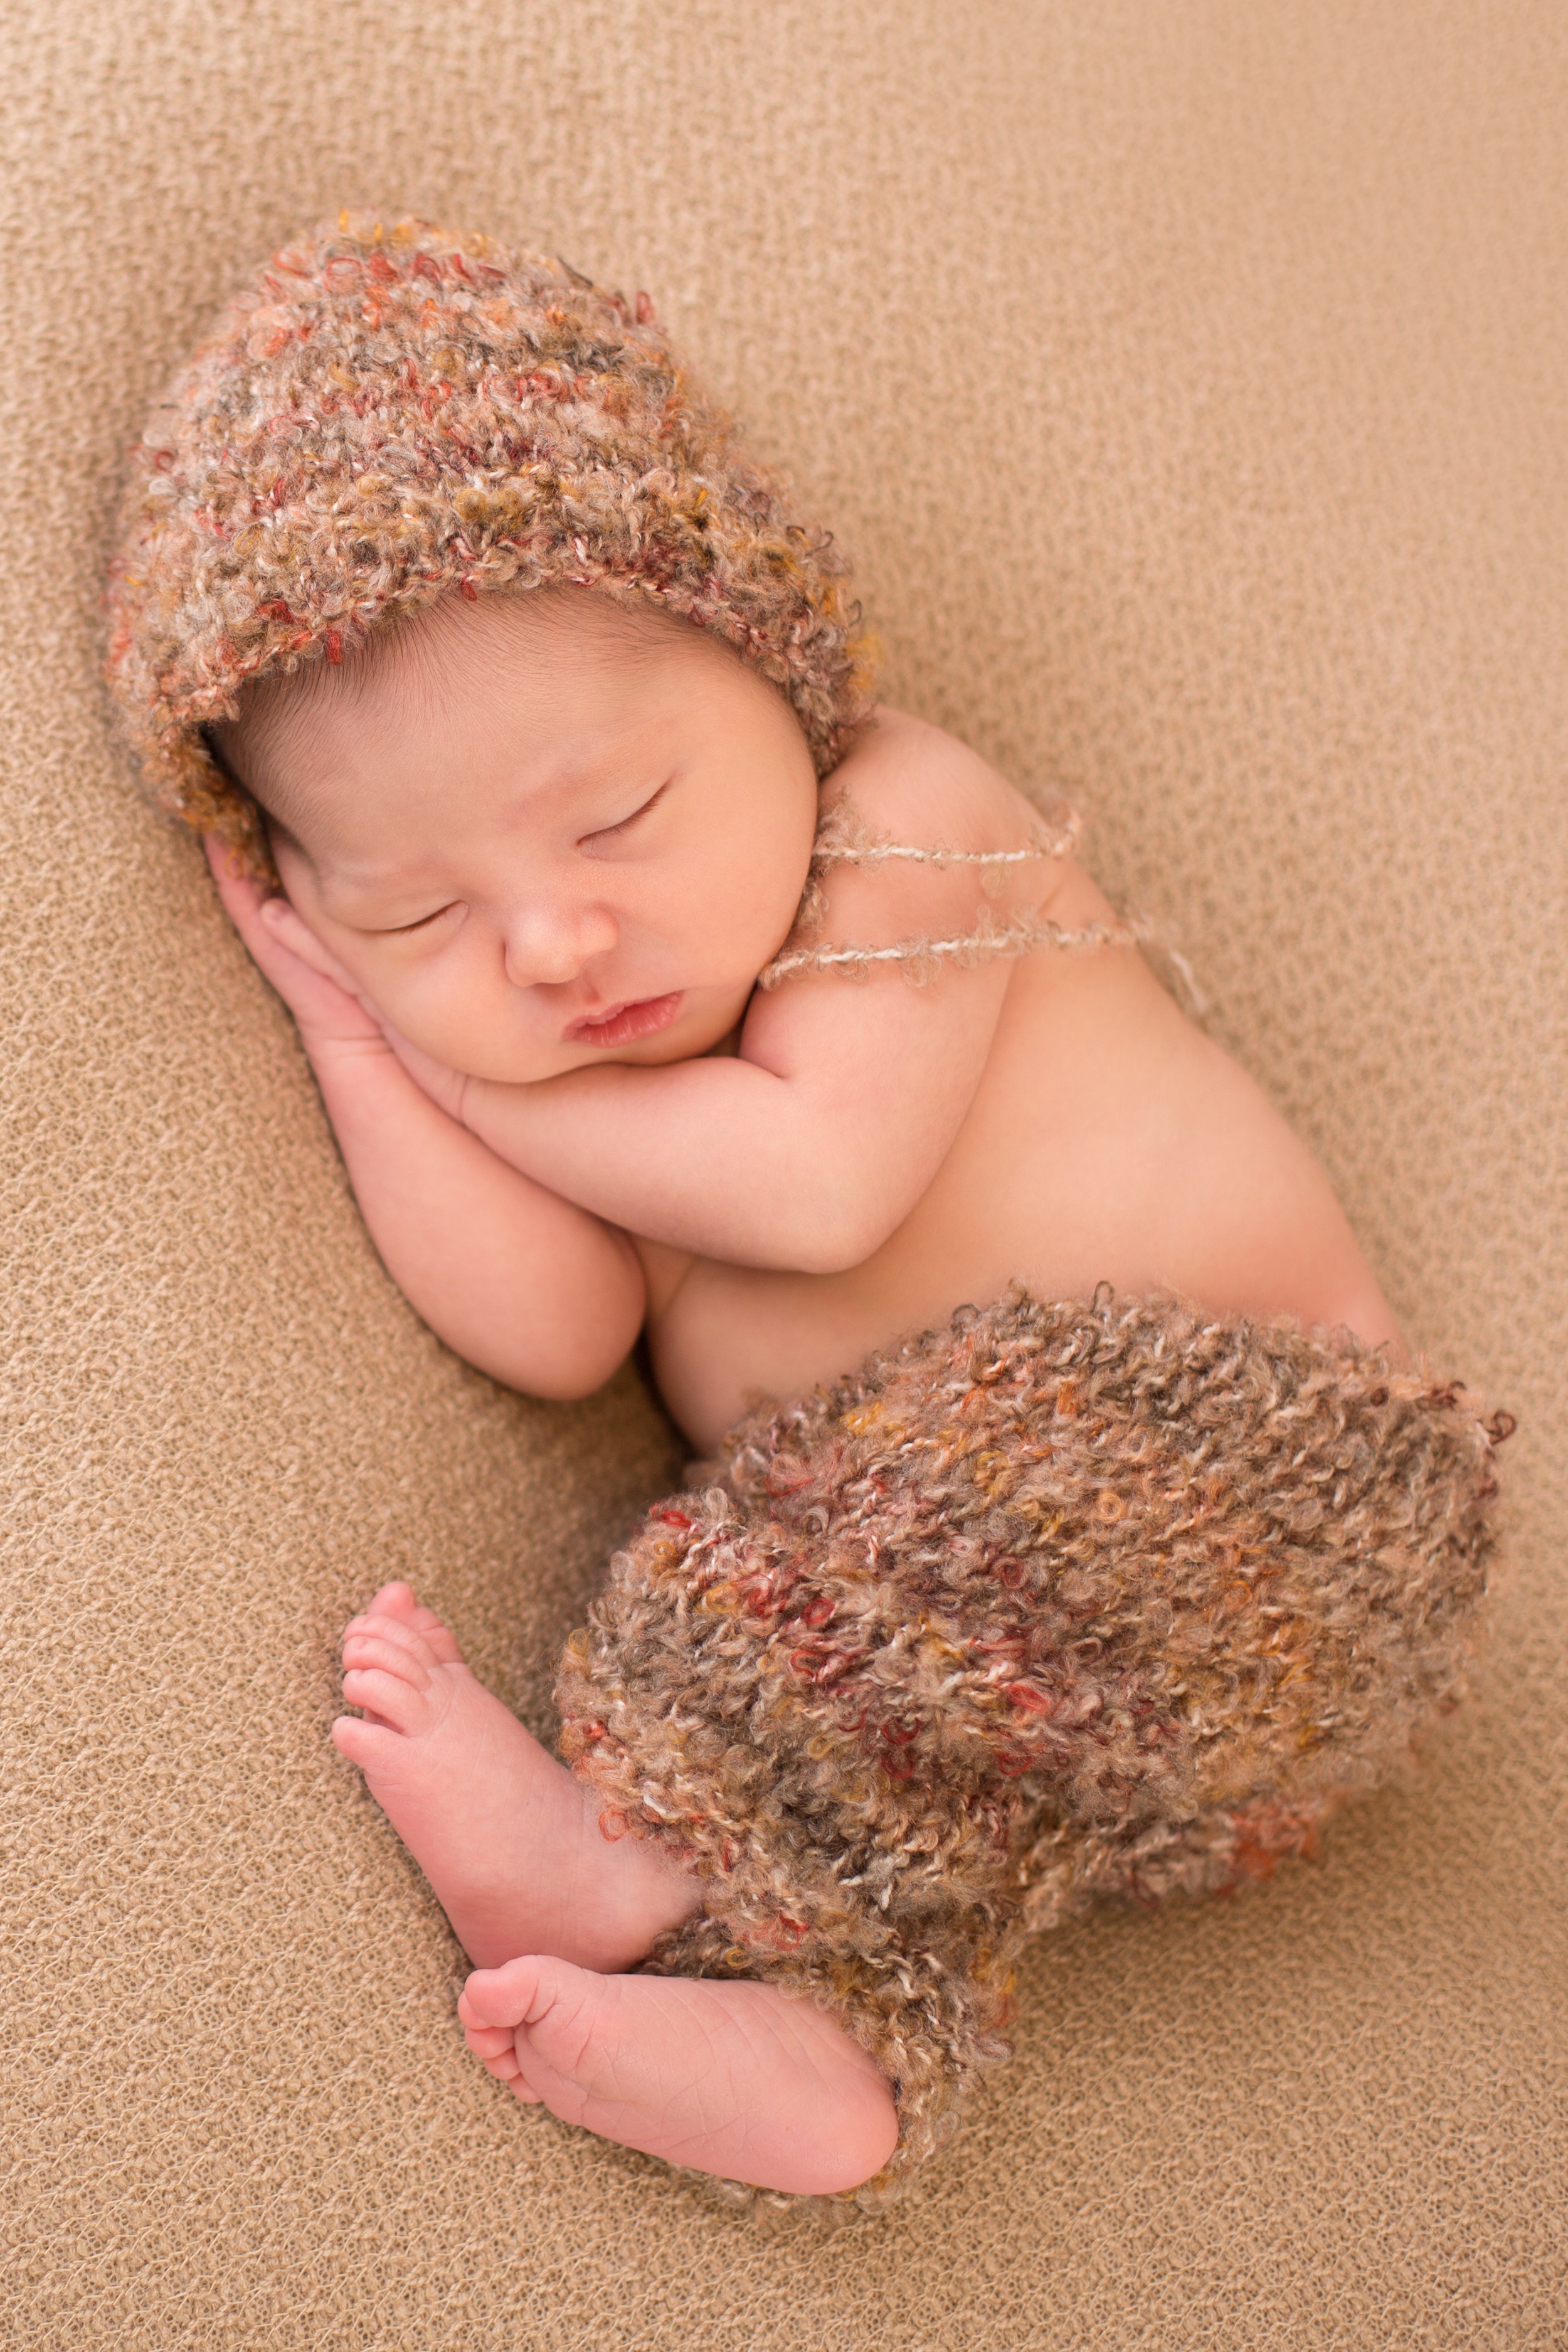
[204,839,386,1057]
[376,1024,472,1122]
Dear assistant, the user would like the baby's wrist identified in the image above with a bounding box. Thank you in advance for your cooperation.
[298,1026,396,1074]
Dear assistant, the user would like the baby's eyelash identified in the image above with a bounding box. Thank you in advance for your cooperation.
[583,780,669,844]
[379,903,457,935]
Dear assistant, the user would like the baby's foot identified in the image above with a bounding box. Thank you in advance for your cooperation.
[332,1583,700,1973]
[458,1954,900,2198]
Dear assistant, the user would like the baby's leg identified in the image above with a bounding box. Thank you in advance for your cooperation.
[332,1582,701,1971]
[459,1954,899,2198]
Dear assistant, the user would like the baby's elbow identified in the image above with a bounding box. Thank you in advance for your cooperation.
[493,1327,633,1402]
[467,1281,642,1402]
[535,1296,647,1399]
[777,1197,899,1277]
[787,1236,873,1277]
[527,1353,627,1402]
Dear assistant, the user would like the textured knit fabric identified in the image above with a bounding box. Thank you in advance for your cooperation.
[102,213,872,873]
[556,1287,1509,2205]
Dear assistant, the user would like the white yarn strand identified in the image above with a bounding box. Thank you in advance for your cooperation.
[758,908,1155,990]
[758,801,1202,1006]
[809,808,1082,872]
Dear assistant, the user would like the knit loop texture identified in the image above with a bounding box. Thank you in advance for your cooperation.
[555,1286,1509,2208]
[103,213,874,872]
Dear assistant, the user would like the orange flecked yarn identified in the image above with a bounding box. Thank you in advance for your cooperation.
[556,1286,1512,2208]
[103,212,874,872]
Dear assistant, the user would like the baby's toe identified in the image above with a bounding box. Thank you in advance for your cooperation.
[459,1956,546,2032]
[340,1662,437,1734]
[349,1596,464,1669]
[342,1621,435,1682]
[401,1601,462,1660]
[364,1580,420,1620]
[331,1712,406,1766]
[464,2021,520,2071]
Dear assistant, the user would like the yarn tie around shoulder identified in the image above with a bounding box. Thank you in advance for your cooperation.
[758,793,1195,1004]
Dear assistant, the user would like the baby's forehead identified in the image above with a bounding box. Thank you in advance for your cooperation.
[214,586,713,823]
[258,586,682,724]
[222,589,650,752]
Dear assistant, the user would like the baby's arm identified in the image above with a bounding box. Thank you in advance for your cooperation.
[383,717,1039,1274]
[208,849,643,1397]
[393,953,1013,1274]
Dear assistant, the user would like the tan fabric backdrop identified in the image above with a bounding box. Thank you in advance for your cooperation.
[3,3,1564,2344]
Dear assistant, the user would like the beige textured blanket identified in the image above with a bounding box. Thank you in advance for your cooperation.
[3,4,1563,2344]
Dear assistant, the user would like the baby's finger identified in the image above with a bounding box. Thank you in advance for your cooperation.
[203,842,315,991]
[258,894,362,995]
[204,835,270,931]
[340,1664,425,1724]
[381,1024,471,1119]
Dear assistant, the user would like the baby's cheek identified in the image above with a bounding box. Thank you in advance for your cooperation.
[334,950,458,1054]
[381,958,564,1084]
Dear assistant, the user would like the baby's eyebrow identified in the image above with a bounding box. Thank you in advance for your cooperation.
[521,711,668,798]
[312,860,455,915]
[526,750,629,808]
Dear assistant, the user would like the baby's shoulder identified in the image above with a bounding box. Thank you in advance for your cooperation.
[824,707,1039,851]
[804,707,1071,946]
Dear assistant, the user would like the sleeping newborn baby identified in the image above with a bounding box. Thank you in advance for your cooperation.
[205,586,1397,2189]
[106,216,1505,2206]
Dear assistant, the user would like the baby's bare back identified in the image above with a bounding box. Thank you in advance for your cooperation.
[645,728,1397,1449]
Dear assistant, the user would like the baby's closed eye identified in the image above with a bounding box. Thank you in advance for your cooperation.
[373,901,464,936]
[576,776,672,852]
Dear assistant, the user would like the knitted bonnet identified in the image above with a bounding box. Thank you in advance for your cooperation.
[104,212,872,871]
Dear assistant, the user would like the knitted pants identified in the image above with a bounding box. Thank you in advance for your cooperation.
[555,1288,1508,2203]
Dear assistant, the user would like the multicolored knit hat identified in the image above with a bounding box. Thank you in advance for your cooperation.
[104,212,873,871]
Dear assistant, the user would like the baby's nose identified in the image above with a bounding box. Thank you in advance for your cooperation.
[501,898,618,988]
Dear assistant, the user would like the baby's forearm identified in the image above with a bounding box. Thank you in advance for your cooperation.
[307,1039,644,1397]
[381,927,1008,1275]
[453,1056,908,1274]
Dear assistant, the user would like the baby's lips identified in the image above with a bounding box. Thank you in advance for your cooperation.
[563,989,684,1046]
[565,995,627,1033]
